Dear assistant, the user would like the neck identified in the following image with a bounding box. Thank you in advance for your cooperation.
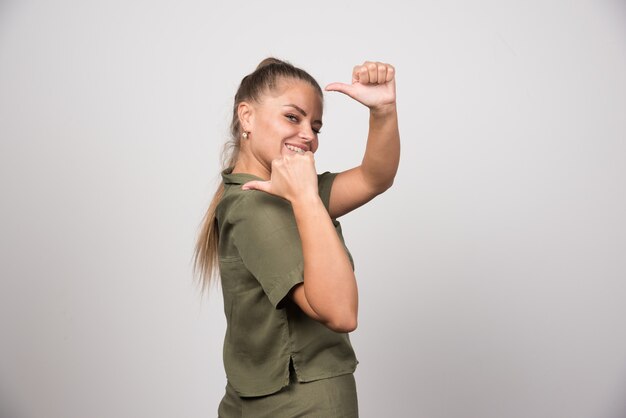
[231,152,271,180]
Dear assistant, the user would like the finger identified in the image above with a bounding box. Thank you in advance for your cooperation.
[386,64,395,82]
[324,82,355,97]
[241,180,272,193]
[356,65,369,84]
[302,150,316,163]
[352,65,361,83]
[377,64,387,84]
[366,62,378,83]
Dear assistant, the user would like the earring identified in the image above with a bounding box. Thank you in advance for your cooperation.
[242,131,249,139]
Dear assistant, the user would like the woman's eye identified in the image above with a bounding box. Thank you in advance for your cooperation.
[286,113,321,134]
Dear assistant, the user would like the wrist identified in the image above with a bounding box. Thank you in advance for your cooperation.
[370,102,397,118]
[290,193,324,212]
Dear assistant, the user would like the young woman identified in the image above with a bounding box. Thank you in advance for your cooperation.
[194,58,400,417]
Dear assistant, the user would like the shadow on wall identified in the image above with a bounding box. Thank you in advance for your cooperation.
[610,401,626,418]
[0,0,16,14]
[0,0,19,30]
[0,392,26,418]
[607,375,626,418]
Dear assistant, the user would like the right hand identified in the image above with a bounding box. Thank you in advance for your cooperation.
[242,152,319,203]
[325,61,396,114]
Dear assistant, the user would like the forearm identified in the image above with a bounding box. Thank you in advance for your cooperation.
[361,104,400,191]
[291,195,358,329]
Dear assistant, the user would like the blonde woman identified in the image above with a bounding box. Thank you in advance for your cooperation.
[194,58,400,417]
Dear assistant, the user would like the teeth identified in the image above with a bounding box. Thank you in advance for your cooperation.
[286,144,305,154]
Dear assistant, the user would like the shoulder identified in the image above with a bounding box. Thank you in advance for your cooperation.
[219,172,337,218]
[217,171,338,230]
[218,185,294,227]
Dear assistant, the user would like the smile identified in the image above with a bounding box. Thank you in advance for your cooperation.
[285,143,307,154]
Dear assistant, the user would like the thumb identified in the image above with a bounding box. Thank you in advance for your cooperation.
[241,180,272,193]
[324,82,355,97]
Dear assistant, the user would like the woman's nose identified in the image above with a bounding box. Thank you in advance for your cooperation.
[299,127,314,142]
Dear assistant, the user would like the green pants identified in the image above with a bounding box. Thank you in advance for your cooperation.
[218,360,359,417]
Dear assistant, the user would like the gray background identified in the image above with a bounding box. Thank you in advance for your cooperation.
[1,0,625,417]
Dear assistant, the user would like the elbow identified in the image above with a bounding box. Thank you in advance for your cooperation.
[369,177,395,196]
[379,177,394,193]
[326,315,358,333]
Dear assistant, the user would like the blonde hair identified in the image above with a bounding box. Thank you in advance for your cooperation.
[192,58,323,293]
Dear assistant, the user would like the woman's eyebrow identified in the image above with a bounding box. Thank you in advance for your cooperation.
[283,104,323,125]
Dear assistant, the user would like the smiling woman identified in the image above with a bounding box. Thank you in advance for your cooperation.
[193,57,400,417]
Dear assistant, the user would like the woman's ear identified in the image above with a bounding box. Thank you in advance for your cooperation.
[237,101,254,133]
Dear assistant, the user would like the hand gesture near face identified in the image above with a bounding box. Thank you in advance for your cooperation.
[242,152,319,204]
[325,61,396,112]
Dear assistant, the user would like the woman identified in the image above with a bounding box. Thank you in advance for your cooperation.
[194,58,400,417]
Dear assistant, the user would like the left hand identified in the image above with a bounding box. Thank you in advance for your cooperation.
[325,61,396,112]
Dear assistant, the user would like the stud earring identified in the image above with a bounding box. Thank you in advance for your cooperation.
[242,131,249,139]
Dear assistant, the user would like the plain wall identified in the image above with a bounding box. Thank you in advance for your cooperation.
[1,0,625,417]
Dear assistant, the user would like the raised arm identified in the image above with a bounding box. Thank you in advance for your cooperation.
[324,61,400,219]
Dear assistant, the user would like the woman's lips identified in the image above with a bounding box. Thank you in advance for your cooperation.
[285,143,308,153]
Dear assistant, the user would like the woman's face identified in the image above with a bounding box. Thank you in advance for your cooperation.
[240,78,323,175]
